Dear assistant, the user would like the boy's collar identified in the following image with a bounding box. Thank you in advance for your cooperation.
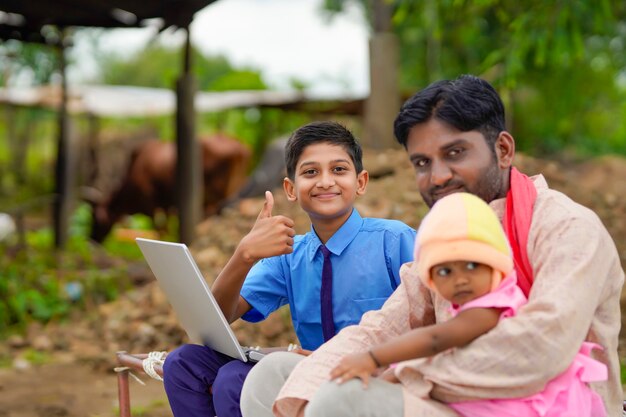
[308,209,364,261]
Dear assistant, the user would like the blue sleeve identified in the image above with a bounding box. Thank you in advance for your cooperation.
[239,255,289,323]
[385,224,417,287]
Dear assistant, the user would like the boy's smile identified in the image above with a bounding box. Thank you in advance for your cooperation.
[284,142,368,231]
[313,191,340,199]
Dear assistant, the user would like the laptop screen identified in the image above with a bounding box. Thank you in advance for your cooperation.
[136,238,248,362]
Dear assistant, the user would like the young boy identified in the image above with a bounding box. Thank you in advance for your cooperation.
[162,121,416,417]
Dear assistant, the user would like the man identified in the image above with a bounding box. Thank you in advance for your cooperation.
[240,75,624,417]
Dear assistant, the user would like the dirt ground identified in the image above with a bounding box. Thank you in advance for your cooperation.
[0,362,170,417]
[1,147,625,417]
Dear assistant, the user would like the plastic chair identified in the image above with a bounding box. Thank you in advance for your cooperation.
[115,351,166,417]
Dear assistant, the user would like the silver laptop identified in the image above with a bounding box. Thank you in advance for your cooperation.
[136,238,265,362]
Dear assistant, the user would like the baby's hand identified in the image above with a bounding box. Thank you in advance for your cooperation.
[329,352,378,388]
[378,367,400,384]
[291,347,313,357]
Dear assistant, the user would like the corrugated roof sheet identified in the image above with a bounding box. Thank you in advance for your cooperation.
[0,85,365,117]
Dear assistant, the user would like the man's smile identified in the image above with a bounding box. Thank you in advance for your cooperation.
[431,184,465,201]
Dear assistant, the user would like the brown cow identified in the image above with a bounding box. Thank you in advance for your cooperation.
[87,135,251,242]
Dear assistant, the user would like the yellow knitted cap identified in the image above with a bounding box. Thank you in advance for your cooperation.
[415,193,513,290]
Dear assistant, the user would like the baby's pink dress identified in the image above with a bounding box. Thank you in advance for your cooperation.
[448,277,607,417]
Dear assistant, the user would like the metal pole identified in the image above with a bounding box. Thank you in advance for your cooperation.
[116,352,132,417]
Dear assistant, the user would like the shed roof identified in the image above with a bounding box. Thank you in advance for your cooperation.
[0,0,217,44]
[0,85,366,117]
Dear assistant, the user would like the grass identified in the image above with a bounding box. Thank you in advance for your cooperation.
[0,198,182,338]
[0,204,147,337]
[113,398,169,417]
[0,354,11,368]
[21,348,52,366]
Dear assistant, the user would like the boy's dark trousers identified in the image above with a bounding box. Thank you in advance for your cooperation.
[163,344,255,417]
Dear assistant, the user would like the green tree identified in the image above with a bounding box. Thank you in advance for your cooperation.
[96,42,266,91]
[0,40,60,86]
[322,0,626,155]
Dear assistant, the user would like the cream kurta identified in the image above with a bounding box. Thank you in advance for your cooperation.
[274,176,625,417]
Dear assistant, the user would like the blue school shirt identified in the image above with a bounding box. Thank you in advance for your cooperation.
[239,209,416,350]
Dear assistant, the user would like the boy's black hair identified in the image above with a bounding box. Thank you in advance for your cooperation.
[393,75,505,154]
[285,121,363,180]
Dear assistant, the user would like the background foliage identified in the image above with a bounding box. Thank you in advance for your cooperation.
[97,43,267,91]
[325,0,626,156]
[1,0,625,334]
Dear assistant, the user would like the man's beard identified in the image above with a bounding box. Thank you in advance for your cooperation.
[423,163,505,208]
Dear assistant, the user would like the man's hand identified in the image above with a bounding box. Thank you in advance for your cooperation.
[329,352,378,388]
[237,191,296,263]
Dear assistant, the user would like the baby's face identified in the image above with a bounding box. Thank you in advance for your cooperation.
[431,261,493,305]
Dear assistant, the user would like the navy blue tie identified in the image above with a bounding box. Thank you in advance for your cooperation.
[320,245,335,342]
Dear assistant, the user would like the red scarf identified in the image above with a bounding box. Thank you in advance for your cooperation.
[503,168,537,297]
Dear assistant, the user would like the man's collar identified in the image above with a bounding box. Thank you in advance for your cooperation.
[489,173,547,219]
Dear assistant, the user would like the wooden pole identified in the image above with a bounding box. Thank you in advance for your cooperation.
[85,113,100,186]
[176,27,200,244]
[363,0,400,149]
[53,35,73,249]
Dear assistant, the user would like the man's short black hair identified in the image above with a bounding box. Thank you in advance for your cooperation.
[285,121,363,180]
[393,75,506,152]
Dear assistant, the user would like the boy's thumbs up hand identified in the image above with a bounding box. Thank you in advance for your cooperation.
[257,190,274,219]
[238,191,295,264]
